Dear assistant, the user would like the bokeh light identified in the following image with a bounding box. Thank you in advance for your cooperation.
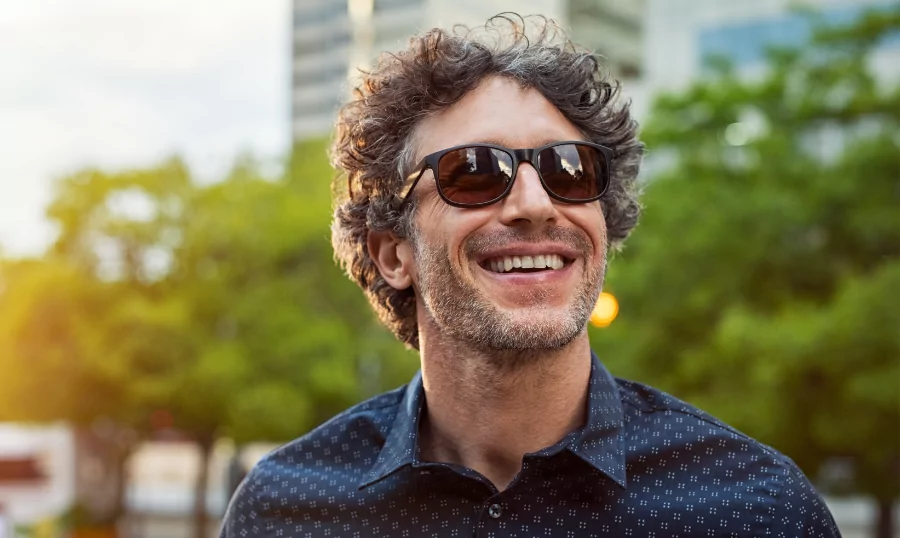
[590,292,619,328]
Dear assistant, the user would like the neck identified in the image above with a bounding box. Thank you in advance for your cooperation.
[417,325,592,491]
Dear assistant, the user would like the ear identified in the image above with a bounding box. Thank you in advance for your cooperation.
[367,230,414,290]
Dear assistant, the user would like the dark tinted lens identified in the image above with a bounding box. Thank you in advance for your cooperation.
[537,144,608,201]
[437,147,514,205]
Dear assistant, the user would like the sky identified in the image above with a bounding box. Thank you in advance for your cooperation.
[0,0,290,256]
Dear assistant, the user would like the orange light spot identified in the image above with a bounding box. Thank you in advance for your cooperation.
[590,292,619,328]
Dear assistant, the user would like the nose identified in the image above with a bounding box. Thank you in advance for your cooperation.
[497,163,558,227]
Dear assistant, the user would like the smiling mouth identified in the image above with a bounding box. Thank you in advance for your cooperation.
[480,254,572,274]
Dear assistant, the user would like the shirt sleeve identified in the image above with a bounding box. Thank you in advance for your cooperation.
[219,463,270,538]
[769,460,842,538]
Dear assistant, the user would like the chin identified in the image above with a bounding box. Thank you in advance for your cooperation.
[484,286,572,308]
[488,308,586,348]
[499,303,570,322]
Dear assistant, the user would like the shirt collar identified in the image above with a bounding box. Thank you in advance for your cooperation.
[358,352,626,490]
[359,370,425,488]
[567,352,627,488]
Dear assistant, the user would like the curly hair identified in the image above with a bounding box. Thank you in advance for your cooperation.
[330,14,643,350]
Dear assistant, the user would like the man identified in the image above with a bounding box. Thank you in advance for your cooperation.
[221,15,839,537]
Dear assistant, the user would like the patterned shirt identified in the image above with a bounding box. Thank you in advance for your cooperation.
[220,353,840,537]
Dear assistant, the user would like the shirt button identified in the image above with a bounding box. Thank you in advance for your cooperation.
[488,504,503,519]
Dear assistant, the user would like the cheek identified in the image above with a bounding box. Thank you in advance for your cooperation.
[411,200,448,248]
[597,213,608,248]
[416,194,443,222]
[568,205,607,252]
[418,206,492,264]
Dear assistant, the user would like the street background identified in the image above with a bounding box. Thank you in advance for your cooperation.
[1,0,898,537]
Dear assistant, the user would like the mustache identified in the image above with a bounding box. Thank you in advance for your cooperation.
[464,227,593,258]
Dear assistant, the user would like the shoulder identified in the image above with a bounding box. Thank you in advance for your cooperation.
[616,376,785,460]
[218,386,407,537]
[614,378,838,535]
[260,384,405,471]
[769,460,841,537]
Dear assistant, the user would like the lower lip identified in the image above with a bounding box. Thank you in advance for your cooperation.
[477,260,576,285]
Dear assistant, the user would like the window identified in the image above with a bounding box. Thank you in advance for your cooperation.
[294,2,346,27]
[294,31,351,58]
[374,0,421,12]
[293,94,344,118]
[295,63,348,83]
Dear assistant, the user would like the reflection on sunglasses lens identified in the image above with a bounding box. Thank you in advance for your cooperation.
[439,148,512,205]
[539,144,602,200]
[436,144,607,206]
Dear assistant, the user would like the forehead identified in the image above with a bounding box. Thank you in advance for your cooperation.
[411,76,585,160]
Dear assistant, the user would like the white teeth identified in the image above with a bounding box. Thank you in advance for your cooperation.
[485,254,566,273]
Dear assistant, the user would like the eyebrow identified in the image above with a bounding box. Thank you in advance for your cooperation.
[461,137,586,148]
[409,137,590,167]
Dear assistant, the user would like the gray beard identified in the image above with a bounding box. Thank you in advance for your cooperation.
[411,226,605,365]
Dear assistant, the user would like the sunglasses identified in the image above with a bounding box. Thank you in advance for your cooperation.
[395,141,615,208]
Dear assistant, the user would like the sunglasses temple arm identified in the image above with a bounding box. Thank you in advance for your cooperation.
[395,164,427,206]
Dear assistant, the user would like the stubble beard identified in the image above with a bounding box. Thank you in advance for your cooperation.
[411,227,606,367]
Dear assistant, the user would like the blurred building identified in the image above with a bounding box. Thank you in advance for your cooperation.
[642,0,900,93]
[291,0,352,139]
[291,0,651,140]
[569,0,645,80]
[623,0,900,139]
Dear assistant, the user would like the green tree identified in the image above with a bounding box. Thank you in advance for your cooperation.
[40,140,413,537]
[0,159,198,523]
[0,137,417,536]
[593,7,900,537]
[163,140,415,538]
[0,256,172,524]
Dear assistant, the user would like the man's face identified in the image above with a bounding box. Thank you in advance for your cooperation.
[406,76,608,355]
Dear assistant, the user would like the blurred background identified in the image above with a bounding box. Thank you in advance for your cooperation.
[0,0,898,537]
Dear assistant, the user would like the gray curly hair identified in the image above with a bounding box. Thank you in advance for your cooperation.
[330,14,643,350]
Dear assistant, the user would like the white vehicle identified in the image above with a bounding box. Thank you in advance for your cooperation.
[0,423,75,529]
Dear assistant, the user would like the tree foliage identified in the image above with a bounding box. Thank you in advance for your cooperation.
[0,139,416,532]
[593,6,900,513]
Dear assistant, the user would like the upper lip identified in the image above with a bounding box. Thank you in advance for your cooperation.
[474,243,581,265]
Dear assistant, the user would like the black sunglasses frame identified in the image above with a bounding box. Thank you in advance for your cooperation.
[394,141,616,208]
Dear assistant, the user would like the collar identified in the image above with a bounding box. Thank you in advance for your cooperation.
[358,352,627,489]
[567,353,627,488]
[358,370,426,488]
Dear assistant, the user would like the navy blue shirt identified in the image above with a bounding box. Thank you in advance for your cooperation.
[221,354,839,537]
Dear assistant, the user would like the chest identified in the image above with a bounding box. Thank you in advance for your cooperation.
[268,463,775,537]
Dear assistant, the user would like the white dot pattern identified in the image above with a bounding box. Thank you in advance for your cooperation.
[220,354,840,537]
